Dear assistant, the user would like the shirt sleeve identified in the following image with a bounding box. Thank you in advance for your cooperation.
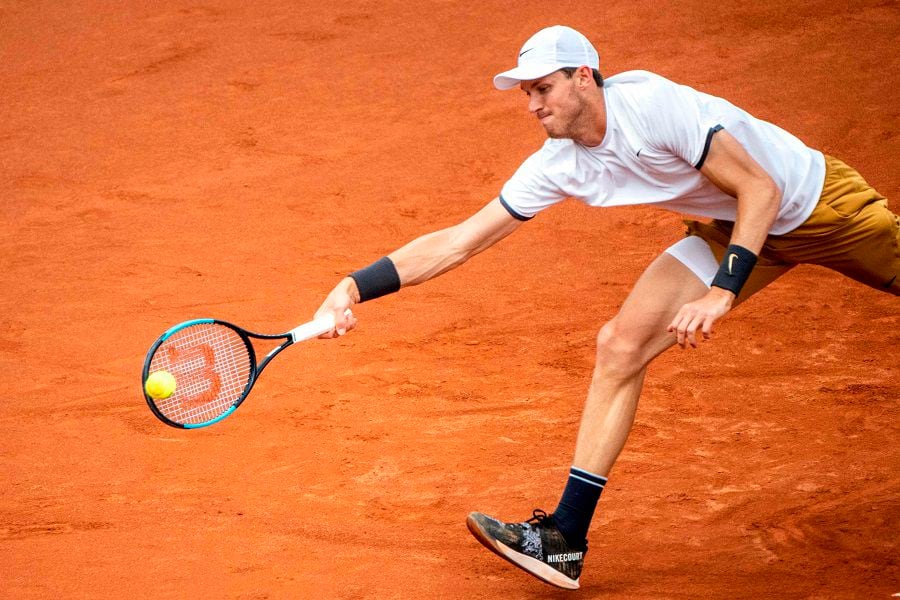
[499,146,569,220]
[639,78,724,169]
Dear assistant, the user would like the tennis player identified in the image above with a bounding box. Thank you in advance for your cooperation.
[315,25,898,589]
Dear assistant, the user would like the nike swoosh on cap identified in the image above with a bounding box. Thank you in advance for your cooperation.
[519,48,534,57]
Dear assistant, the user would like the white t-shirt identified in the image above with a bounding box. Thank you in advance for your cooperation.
[499,70,825,235]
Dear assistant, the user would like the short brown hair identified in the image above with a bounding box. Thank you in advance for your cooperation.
[559,66,603,88]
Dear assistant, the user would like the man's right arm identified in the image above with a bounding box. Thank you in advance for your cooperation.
[316,197,523,336]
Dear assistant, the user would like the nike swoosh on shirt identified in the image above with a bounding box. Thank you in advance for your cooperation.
[884,275,897,289]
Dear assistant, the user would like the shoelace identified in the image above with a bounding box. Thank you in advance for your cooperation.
[526,508,552,524]
[527,508,588,551]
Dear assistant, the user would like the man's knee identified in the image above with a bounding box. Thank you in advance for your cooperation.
[594,319,652,380]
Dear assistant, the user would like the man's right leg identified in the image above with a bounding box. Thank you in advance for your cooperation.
[571,251,709,475]
[572,236,793,476]
[468,239,791,589]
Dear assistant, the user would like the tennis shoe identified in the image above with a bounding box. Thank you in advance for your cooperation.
[467,509,586,590]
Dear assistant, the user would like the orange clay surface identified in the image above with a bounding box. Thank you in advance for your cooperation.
[1,1,898,598]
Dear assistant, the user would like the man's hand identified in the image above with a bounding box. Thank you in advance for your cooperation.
[667,129,778,349]
[315,277,360,339]
[667,287,735,348]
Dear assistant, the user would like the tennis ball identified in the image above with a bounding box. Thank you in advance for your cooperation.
[145,370,177,400]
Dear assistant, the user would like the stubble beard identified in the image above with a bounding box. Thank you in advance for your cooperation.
[543,95,589,141]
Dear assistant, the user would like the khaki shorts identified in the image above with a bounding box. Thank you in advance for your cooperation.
[687,155,899,295]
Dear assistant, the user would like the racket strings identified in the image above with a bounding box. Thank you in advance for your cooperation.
[148,324,253,425]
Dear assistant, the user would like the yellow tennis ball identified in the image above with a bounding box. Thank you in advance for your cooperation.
[145,370,177,400]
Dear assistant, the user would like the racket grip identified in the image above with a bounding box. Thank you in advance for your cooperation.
[289,309,352,343]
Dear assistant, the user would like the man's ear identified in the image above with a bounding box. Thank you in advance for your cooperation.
[577,65,593,89]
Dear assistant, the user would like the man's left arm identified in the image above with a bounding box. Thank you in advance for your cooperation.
[667,129,782,347]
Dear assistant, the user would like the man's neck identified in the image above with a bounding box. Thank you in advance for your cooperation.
[572,89,607,148]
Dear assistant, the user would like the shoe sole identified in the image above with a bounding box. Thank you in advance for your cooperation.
[466,513,580,590]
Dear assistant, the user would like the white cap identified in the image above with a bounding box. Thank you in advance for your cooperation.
[493,26,600,90]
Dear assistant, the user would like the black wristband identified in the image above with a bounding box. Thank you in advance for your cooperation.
[710,244,758,296]
[349,256,401,302]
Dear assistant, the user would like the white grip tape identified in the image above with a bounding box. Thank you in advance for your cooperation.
[289,309,352,343]
[290,314,335,343]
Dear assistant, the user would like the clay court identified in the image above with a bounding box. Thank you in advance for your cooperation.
[2,1,898,598]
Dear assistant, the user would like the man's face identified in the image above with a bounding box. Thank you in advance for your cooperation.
[520,70,589,140]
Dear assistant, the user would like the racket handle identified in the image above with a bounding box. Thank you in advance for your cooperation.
[289,309,352,343]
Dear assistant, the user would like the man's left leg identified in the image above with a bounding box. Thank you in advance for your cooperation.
[767,155,899,295]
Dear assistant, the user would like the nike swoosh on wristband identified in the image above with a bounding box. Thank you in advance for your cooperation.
[728,253,738,275]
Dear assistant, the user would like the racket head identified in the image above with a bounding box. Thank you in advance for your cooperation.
[142,319,258,428]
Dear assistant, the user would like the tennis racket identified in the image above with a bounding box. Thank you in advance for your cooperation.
[142,311,348,429]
